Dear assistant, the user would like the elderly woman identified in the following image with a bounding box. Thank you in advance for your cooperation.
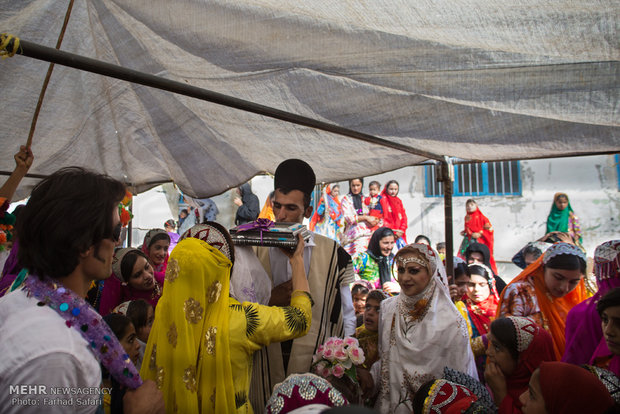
[140,223,312,413]
[360,243,476,414]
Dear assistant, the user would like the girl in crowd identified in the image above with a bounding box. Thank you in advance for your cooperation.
[459,199,498,275]
[591,287,620,375]
[141,223,312,413]
[359,244,476,414]
[102,313,142,414]
[115,299,155,372]
[351,281,371,327]
[465,241,507,296]
[520,362,615,414]
[99,248,164,315]
[498,242,588,359]
[449,257,470,302]
[484,316,555,414]
[353,227,399,294]
[546,192,582,245]
[379,180,408,248]
[456,263,499,372]
[234,183,260,225]
[309,183,344,242]
[355,289,388,371]
[341,178,377,261]
[141,228,170,281]
[564,240,620,365]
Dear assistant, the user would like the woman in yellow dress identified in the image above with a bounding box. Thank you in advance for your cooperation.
[140,223,312,413]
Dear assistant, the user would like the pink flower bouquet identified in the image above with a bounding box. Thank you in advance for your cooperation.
[312,336,365,383]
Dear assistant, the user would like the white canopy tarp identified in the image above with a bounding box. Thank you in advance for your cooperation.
[1,0,618,199]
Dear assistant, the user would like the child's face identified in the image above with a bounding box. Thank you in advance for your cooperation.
[363,298,381,332]
[331,186,340,197]
[353,292,368,315]
[554,196,568,211]
[455,274,470,298]
[387,183,399,197]
[136,305,155,343]
[369,185,380,197]
[466,202,477,213]
[120,323,141,365]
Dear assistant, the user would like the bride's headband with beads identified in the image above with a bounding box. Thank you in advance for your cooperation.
[397,255,427,268]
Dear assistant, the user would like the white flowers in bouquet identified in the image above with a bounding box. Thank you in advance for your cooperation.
[312,336,365,381]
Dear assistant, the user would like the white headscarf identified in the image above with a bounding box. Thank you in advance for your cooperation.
[375,243,477,414]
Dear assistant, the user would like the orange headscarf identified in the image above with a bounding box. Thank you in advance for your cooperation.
[497,248,588,360]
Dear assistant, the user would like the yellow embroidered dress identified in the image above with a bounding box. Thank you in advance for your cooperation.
[140,237,312,413]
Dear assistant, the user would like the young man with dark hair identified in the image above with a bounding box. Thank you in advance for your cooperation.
[0,167,163,414]
[250,159,356,409]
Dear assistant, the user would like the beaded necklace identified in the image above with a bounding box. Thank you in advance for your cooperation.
[25,275,143,389]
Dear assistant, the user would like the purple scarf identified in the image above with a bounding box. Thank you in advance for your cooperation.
[25,275,143,389]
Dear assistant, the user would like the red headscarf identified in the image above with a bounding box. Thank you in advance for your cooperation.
[379,182,408,242]
[501,316,556,411]
[539,361,614,414]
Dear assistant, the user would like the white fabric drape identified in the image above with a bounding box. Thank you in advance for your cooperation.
[1,0,618,199]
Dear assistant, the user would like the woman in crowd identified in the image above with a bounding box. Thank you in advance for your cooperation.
[309,183,344,242]
[484,316,555,414]
[141,223,312,413]
[459,199,498,275]
[359,243,476,414]
[456,263,499,370]
[141,228,170,282]
[564,240,620,365]
[353,227,399,294]
[379,180,408,248]
[519,362,615,414]
[465,241,507,297]
[234,183,260,225]
[546,192,582,246]
[99,248,164,315]
[341,178,377,261]
[498,242,588,359]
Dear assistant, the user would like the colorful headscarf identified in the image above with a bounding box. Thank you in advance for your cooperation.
[462,263,498,336]
[539,361,614,414]
[265,373,348,414]
[140,232,235,413]
[497,243,588,359]
[546,192,574,234]
[582,365,620,404]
